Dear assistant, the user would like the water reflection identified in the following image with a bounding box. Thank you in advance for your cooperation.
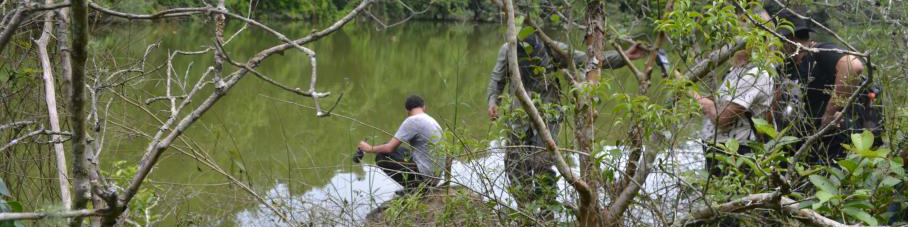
[236,140,707,226]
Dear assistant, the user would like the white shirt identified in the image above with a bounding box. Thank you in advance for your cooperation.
[701,66,774,144]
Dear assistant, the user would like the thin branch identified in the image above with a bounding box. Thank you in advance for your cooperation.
[0,209,102,222]
[0,1,71,55]
[0,120,34,131]
[673,192,861,227]
[0,128,72,152]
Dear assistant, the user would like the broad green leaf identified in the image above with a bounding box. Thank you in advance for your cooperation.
[725,138,739,154]
[844,200,873,210]
[518,26,536,40]
[5,201,21,212]
[856,147,890,159]
[850,130,874,152]
[852,189,871,200]
[751,118,778,139]
[889,159,905,176]
[843,207,878,226]
[816,190,833,204]
[827,168,846,182]
[741,158,764,177]
[880,176,901,188]
[837,159,858,173]
[809,175,838,195]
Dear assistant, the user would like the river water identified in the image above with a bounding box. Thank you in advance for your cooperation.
[92,20,704,226]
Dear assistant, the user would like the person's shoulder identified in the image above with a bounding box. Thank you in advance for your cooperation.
[816,42,843,50]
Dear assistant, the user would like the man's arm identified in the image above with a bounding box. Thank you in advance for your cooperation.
[693,69,769,130]
[821,55,864,127]
[487,44,509,120]
[358,138,402,154]
[692,92,748,130]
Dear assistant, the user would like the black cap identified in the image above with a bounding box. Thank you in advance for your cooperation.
[775,10,813,38]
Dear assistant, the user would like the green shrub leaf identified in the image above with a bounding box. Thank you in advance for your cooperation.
[809,175,838,195]
[843,207,878,226]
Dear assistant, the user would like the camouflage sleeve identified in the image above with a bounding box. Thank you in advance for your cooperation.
[487,43,509,107]
[601,50,628,69]
[553,42,627,69]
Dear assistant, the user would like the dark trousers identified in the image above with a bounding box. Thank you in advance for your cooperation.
[375,147,428,191]
[704,144,754,177]
[504,127,559,220]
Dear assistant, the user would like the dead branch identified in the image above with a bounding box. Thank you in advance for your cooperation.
[0,128,72,152]
[35,0,72,210]
[0,120,34,131]
[0,1,70,56]
[673,192,862,227]
[0,209,102,222]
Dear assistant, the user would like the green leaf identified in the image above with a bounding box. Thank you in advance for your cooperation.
[751,118,778,139]
[724,138,739,154]
[850,130,874,152]
[816,190,833,204]
[844,200,874,210]
[827,168,846,182]
[5,201,21,212]
[880,176,901,188]
[837,159,858,173]
[549,14,561,23]
[809,175,838,195]
[856,147,890,159]
[518,26,536,40]
[843,207,878,226]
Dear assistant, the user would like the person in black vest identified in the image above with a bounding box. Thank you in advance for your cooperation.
[775,11,865,163]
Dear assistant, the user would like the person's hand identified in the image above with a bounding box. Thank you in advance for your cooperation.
[624,43,648,60]
[488,104,499,120]
[688,90,703,101]
[357,141,372,153]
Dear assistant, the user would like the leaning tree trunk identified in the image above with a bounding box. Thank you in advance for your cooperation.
[35,0,72,211]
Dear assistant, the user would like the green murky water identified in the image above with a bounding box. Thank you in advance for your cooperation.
[93,21,504,226]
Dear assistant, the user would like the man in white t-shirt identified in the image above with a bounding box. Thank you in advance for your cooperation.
[691,50,774,176]
[357,95,444,191]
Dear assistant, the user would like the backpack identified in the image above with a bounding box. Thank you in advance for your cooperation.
[773,58,884,138]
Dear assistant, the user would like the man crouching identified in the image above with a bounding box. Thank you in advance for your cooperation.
[358,95,444,193]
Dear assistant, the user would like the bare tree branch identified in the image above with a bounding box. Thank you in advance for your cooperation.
[0,209,102,222]
[35,0,72,210]
[673,193,863,227]
[0,120,34,131]
[0,1,70,55]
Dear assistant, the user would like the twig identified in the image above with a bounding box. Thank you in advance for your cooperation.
[0,209,102,221]
[0,120,34,131]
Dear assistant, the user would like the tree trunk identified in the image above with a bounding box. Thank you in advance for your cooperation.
[67,0,92,226]
[575,1,609,226]
[36,0,72,211]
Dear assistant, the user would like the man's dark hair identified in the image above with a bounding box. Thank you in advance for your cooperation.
[405,95,424,111]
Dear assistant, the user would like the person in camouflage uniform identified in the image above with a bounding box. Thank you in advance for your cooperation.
[486,34,646,216]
